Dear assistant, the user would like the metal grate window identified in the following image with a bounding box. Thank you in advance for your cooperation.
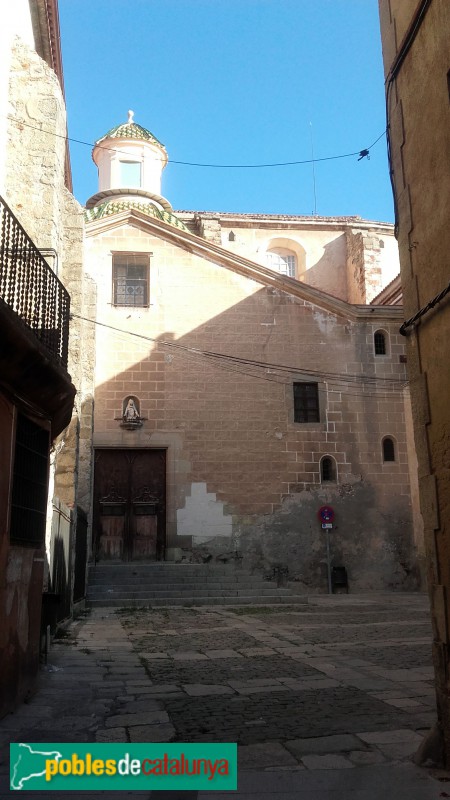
[293,382,320,423]
[374,330,387,355]
[10,414,49,547]
[266,251,296,278]
[113,253,149,307]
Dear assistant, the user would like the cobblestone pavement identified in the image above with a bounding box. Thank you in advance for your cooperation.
[0,593,446,798]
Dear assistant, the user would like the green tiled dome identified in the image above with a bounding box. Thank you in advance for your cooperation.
[96,112,165,149]
[84,200,188,231]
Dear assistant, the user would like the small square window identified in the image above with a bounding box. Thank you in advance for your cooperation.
[293,382,320,423]
[113,254,149,307]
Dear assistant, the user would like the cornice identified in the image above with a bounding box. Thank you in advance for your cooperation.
[175,210,396,234]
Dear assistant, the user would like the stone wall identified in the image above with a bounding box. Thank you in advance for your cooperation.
[379,0,450,761]
[5,35,93,547]
[86,219,416,590]
[346,230,385,304]
[6,38,66,251]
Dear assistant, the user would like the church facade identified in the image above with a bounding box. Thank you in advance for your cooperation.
[78,113,422,592]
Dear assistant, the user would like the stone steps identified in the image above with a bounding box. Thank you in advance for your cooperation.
[87,563,303,607]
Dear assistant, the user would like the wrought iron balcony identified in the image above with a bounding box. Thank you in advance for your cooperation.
[0,196,70,369]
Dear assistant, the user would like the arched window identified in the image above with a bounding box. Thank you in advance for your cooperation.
[228,231,235,242]
[266,249,297,278]
[320,456,336,482]
[374,330,387,355]
[382,437,395,462]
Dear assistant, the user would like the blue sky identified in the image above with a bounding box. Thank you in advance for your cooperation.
[59,0,392,222]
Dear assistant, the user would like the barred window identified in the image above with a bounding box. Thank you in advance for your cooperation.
[113,253,149,307]
[10,414,50,547]
[293,382,320,423]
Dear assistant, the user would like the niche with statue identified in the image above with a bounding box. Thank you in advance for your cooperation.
[119,395,146,429]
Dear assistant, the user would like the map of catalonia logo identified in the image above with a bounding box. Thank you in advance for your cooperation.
[10,744,63,791]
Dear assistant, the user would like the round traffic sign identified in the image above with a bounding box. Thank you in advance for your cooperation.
[318,505,335,523]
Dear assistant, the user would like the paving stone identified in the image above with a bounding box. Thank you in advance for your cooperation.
[105,711,170,727]
[117,700,164,713]
[96,727,127,742]
[235,685,291,695]
[302,753,355,769]
[140,652,170,660]
[183,684,235,696]
[375,741,421,760]
[128,683,180,695]
[357,729,424,745]
[238,742,298,769]
[285,734,366,756]
[228,679,282,689]
[382,698,424,709]
[125,680,154,687]
[204,649,243,659]
[376,669,432,682]
[171,651,209,661]
[128,723,176,742]
[348,749,386,765]
[238,647,276,656]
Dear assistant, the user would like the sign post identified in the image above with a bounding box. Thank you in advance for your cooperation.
[318,506,335,595]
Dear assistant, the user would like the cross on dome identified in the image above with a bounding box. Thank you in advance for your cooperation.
[127,109,134,124]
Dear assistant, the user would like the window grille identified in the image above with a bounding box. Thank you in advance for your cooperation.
[293,382,320,423]
[10,414,49,547]
[374,330,387,355]
[383,437,395,462]
[266,250,296,278]
[113,254,149,307]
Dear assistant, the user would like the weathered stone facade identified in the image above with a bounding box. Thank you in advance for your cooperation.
[83,196,418,591]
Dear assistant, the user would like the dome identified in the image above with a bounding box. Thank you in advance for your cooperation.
[95,110,166,154]
[88,111,173,220]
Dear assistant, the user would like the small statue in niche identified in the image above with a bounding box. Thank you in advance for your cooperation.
[118,395,145,429]
[124,398,140,421]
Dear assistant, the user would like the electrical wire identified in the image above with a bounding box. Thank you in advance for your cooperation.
[8,114,386,170]
[70,312,408,399]
[400,278,450,336]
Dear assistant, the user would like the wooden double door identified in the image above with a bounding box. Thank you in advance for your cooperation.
[93,449,166,561]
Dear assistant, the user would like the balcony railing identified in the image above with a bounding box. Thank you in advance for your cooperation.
[0,196,70,369]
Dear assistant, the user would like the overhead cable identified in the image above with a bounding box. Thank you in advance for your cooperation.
[8,114,386,170]
[70,312,408,398]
